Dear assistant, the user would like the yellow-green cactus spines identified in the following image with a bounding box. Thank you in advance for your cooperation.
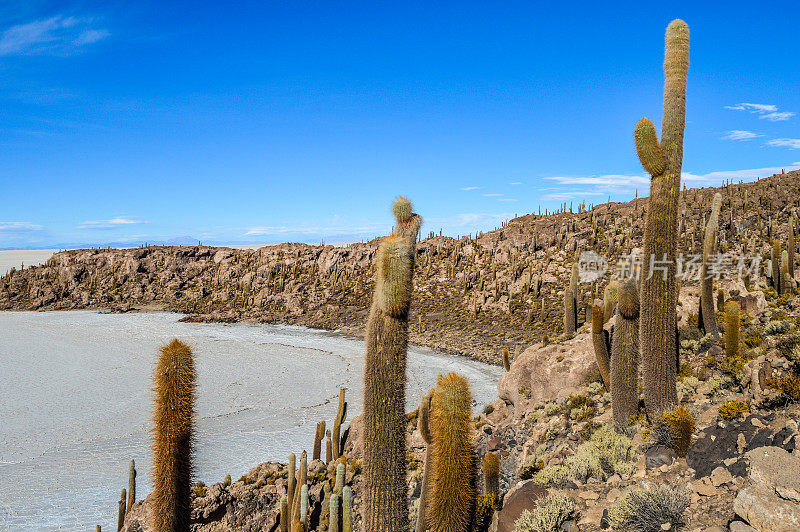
[362,198,422,531]
[332,388,346,460]
[151,339,196,532]
[482,452,500,500]
[638,19,689,418]
[611,279,640,432]
[343,485,353,532]
[724,301,740,361]
[427,373,476,532]
[700,192,722,338]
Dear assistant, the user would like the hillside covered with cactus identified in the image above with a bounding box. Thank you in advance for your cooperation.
[1,169,798,365]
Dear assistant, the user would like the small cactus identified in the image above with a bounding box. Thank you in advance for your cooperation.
[280,495,289,532]
[502,347,511,372]
[127,459,136,513]
[329,492,340,532]
[724,301,740,361]
[591,305,611,390]
[287,453,296,518]
[332,388,347,460]
[563,289,577,334]
[415,390,434,532]
[699,192,722,338]
[482,452,500,501]
[313,421,326,461]
[118,488,126,531]
[343,486,353,532]
[611,279,640,432]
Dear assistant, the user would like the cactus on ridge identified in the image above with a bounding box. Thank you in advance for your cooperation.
[636,19,690,417]
[699,192,722,338]
[151,339,196,532]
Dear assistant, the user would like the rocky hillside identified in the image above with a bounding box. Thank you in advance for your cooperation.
[2,170,798,364]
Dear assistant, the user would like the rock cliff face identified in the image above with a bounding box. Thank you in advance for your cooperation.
[2,170,798,365]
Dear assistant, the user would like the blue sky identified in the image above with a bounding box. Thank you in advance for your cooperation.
[1,1,799,249]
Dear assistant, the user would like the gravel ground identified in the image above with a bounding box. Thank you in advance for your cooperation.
[0,311,503,530]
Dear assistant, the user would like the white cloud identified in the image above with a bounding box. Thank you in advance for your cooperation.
[0,15,109,57]
[545,175,649,187]
[761,111,795,122]
[78,217,147,230]
[508,181,522,185]
[497,198,518,202]
[681,165,800,184]
[482,193,503,197]
[540,191,604,201]
[461,186,480,191]
[725,102,794,121]
[725,103,777,113]
[723,130,763,141]
[0,222,43,232]
[766,138,800,149]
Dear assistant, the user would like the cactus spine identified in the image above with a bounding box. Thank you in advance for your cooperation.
[700,192,722,338]
[299,484,309,530]
[611,279,640,431]
[502,347,511,372]
[151,339,196,532]
[591,304,611,390]
[637,19,689,417]
[427,373,476,532]
[415,390,433,532]
[362,197,421,531]
[603,281,619,323]
[329,492,340,532]
[773,239,783,294]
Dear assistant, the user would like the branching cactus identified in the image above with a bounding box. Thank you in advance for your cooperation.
[591,304,611,390]
[427,373,476,532]
[636,19,689,417]
[151,339,196,532]
[362,197,422,531]
[700,192,722,338]
[611,279,640,432]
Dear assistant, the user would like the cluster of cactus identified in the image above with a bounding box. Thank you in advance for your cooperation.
[636,19,690,417]
[362,197,422,531]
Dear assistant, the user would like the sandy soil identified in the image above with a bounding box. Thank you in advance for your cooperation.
[0,311,503,530]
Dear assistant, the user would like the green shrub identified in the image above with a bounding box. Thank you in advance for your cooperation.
[718,400,750,420]
[513,492,577,532]
[765,320,792,335]
[529,465,569,488]
[707,375,732,396]
[657,406,695,458]
[608,483,689,532]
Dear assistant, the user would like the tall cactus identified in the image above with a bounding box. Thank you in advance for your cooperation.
[611,279,640,431]
[329,493,340,532]
[280,495,289,532]
[636,19,689,417]
[362,197,422,531]
[415,390,434,532]
[118,488,126,532]
[773,239,783,294]
[313,421,325,461]
[151,339,196,532]
[724,301,740,361]
[427,373,476,532]
[127,459,136,514]
[563,288,577,334]
[699,192,722,338]
[287,453,296,519]
[342,486,353,532]
[789,214,796,281]
[332,387,347,460]
[591,305,611,390]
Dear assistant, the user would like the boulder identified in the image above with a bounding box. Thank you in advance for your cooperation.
[495,481,549,532]
[498,334,595,411]
[733,484,800,532]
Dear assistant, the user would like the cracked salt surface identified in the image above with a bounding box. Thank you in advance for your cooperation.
[0,311,504,531]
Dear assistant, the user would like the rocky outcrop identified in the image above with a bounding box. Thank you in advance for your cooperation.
[498,334,595,411]
[732,446,800,531]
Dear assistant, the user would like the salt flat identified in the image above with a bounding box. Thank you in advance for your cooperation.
[0,311,503,530]
[0,249,60,276]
